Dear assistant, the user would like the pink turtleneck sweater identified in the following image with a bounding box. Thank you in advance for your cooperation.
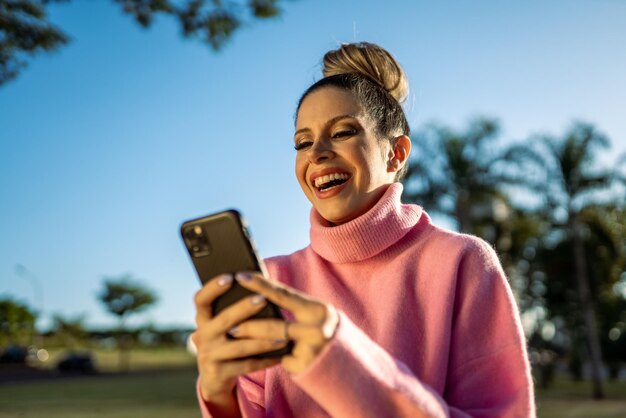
[198,183,535,417]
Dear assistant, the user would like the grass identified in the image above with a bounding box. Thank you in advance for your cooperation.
[39,346,197,373]
[1,347,200,418]
[536,378,626,418]
[2,348,626,417]
[0,367,200,418]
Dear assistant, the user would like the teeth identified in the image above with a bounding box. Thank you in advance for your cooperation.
[314,173,349,188]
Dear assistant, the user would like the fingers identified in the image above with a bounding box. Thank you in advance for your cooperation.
[235,272,308,312]
[194,274,235,325]
[229,319,288,341]
[194,272,340,380]
[206,338,289,361]
[235,272,326,323]
[232,319,329,344]
[284,322,329,344]
[203,294,269,338]
[281,344,318,375]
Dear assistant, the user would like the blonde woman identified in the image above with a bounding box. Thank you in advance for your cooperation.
[192,42,535,418]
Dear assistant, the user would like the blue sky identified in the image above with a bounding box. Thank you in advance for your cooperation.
[1,0,625,329]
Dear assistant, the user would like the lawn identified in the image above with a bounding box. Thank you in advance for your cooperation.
[0,367,200,418]
[0,346,200,418]
[536,378,626,418]
[40,346,197,373]
[2,347,626,418]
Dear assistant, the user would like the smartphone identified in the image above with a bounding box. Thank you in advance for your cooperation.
[181,209,292,358]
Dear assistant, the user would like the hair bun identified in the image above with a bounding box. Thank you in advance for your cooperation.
[322,42,409,104]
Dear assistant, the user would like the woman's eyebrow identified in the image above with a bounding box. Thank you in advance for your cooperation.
[294,114,358,138]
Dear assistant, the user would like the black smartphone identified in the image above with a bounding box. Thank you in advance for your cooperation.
[181,209,292,358]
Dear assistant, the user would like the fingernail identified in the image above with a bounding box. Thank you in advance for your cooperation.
[236,272,253,282]
[228,326,240,336]
[272,339,286,345]
[217,274,233,286]
[251,295,265,305]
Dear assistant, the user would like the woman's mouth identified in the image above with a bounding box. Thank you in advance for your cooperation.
[312,172,352,198]
[314,172,351,192]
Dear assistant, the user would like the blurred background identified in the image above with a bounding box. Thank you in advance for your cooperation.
[1,1,625,417]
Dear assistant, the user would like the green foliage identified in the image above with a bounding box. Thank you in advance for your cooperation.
[0,296,36,345]
[404,117,626,396]
[403,117,506,233]
[50,312,88,348]
[0,0,284,86]
[98,274,157,320]
[502,122,624,398]
[504,122,614,213]
[0,0,69,85]
[98,274,158,371]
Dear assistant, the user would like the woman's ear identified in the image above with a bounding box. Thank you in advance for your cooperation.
[387,135,411,173]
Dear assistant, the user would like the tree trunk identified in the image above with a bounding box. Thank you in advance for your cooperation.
[570,217,605,399]
[455,192,472,233]
[118,316,130,373]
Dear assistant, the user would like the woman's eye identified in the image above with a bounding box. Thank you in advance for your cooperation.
[294,141,312,151]
[332,129,356,139]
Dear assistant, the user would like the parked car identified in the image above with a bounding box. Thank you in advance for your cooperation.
[56,352,96,374]
[0,345,27,364]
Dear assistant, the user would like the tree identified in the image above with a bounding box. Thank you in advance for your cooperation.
[0,0,68,85]
[98,274,157,371]
[0,297,36,346]
[403,118,507,234]
[50,312,87,348]
[580,204,626,380]
[527,202,625,379]
[503,122,621,399]
[0,0,283,86]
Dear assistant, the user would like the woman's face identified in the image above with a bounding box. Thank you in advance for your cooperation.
[294,87,397,224]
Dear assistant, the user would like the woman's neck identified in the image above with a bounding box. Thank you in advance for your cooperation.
[309,183,424,263]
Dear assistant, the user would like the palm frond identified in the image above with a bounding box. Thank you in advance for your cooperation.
[573,122,610,156]
[466,117,500,148]
[575,173,614,194]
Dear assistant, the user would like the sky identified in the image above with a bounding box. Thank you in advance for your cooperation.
[1,0,625,330]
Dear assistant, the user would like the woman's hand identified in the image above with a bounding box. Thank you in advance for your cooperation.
[191,274,288,404]
[232,272,339,374]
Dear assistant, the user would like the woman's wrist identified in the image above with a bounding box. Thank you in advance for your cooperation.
[201,380,236,402]
[202,384,240,418]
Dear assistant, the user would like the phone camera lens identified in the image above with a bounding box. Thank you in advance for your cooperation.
[184,225,211,258]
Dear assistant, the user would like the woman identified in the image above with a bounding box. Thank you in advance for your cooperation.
[192,42,535,418]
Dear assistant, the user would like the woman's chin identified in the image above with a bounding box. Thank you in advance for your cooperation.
[317,203,365,226]
[315,187,390,226]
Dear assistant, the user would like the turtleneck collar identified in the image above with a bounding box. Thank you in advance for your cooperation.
[309,183,422,263]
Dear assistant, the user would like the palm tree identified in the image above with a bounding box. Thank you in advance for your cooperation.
[402,117,544,309]
[403,118,506,234]
[503,122,620,399]
[579,204,626,381]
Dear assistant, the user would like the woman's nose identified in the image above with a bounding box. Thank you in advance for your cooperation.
[308,140,334,164]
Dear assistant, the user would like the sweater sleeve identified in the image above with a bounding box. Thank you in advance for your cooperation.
[197,370,266,418]
[291,240,535,418]
[292,310,451,417]
[444,238,535,417]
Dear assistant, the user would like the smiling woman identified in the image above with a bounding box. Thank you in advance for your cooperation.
[191,42,536,418]
[294,87,410,224]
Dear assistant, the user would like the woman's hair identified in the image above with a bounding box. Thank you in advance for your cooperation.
[296,42,411,181]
